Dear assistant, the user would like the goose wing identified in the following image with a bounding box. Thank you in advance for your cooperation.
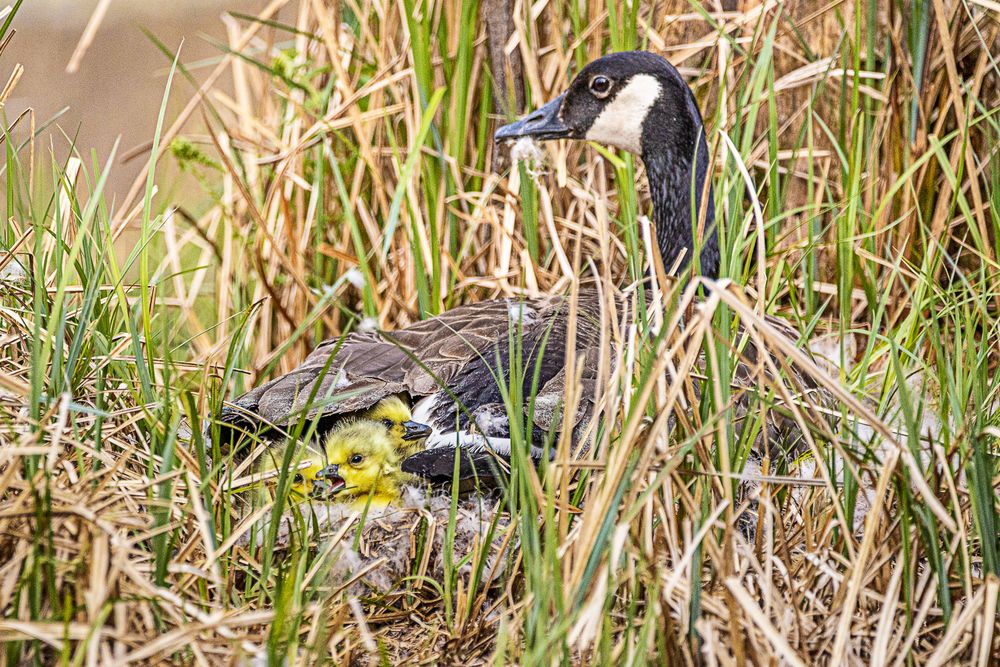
[420,290,603,432]
[218,297,562,436]
[400,302,827,486]
[401,291,606,488]
[532,344,603,438]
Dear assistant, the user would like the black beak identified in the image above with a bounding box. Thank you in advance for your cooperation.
[315,464,346,495]
[401,420,432,441]
[317,463,339,478]
[494,95,572,142]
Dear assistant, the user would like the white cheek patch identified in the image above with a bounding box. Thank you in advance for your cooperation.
[585,73,661,154]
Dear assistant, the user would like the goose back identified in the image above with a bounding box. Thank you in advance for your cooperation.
[217,294,601,443]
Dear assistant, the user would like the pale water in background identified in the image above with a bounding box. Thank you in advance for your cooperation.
[4,0,249,205]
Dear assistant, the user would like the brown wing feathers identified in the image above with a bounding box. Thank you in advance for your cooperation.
[217,297,583,441]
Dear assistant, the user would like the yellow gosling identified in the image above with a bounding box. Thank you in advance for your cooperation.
[359,395,431,457]
[314,420,415,510]
[251,396,430,508]
[257,439,325,504]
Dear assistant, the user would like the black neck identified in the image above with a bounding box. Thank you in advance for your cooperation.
[641,107,719,281]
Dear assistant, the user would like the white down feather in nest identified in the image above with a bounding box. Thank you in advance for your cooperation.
[241,486,512,596]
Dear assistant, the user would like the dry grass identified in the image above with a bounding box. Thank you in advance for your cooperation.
[1,0,999,664]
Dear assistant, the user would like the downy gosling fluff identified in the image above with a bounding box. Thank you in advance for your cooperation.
[360,395,432,457]
[313,420,414,509]
[255,395,430,506]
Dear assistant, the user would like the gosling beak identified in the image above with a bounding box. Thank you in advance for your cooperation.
[401,420,432,441]
[494,95,572,142]
[315,464,346,494]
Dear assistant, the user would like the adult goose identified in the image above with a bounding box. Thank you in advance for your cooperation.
[217,51,806,486]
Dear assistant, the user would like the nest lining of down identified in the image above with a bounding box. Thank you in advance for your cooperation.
[244,486,513,596]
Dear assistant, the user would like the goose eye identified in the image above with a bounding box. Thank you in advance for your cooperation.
[293,474,304,483]
[349,454,364,465]
[589,75,612,98]
[381,418,393,429]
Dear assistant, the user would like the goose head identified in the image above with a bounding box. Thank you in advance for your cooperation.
[496,51,718,280]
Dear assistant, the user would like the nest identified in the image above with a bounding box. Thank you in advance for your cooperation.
[244,487,513,598]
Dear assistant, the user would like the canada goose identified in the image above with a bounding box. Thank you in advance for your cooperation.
[241,419,435,552]
[219,51,811,490]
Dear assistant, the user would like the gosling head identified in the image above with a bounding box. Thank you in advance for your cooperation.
[258,441,325,505]
[361,395,432,457]
[314,420,408,508]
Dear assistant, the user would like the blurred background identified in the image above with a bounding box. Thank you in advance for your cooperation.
[5,0,238,200]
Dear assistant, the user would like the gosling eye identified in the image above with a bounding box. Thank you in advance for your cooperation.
[293,474,304,483]
[381,418,393,429]
[589,75,613,98]
[349,454,364,466]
